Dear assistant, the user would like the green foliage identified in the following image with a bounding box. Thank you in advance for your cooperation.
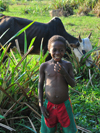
[0,17,49,132]
[70,82,100,132]
[0,115,5,119]
[51,0,98,10]
[21,1,51,15]
[79,0,98,9]
[50,0,98,16]
[51,0,73,13]
[77,0,98,15]
[93,0,100,17]
[15,123,37,132]
[0,0,9,11]
[66,43,100,132]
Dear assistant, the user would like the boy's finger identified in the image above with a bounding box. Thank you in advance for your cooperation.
[44,113,48,118]
[57,62,61,67]
[45,111,49,117]
[54,69,56,71]
[57,62,60,65]
[54,65,57,69]
[46,111,49,116]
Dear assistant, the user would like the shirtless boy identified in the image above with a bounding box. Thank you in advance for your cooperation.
[38,35,78,133]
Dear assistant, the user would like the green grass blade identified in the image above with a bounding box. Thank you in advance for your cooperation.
[0,47,6,61]
[0,115,5,119]
[0,130,5,133]
[28,37,36,50]
[81,46,100,60]
[15,72,26,83]
[40,38,44,59]
[15,106,28,115]
[15,123,37,133]
[24,31,27,54]
[0,28,10,39]
[11,67,15,91]
[39,50,49,65]
[22,31,27,72]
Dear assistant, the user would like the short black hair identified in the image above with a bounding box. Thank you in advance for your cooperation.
[48,35,67,50]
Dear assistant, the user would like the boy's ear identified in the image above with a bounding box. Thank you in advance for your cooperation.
[48,49,51,53]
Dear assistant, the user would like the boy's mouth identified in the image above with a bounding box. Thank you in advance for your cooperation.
[54,56,61,61]
[55,56,60,59]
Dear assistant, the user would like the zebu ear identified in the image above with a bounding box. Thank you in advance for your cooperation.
[88,32,92,39]
[78,34,82,42]
[66,40,70,47]
[70,43,79,48]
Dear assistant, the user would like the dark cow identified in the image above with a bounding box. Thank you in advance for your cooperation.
[0,16,92,65]
[0,16,80,59]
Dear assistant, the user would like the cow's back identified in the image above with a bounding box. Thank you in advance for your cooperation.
[0,16,32,45]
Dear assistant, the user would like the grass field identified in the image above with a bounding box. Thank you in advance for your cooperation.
[0,0,100,132]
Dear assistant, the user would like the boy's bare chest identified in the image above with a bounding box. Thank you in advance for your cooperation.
[45,65,56,77]
[45,64,65,79]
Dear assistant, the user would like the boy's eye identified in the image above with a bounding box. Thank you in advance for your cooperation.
[53,49,56,52]
[60,49,64,52]
[53,49,64,52]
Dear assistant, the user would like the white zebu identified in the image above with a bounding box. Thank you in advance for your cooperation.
[69,33,93,67]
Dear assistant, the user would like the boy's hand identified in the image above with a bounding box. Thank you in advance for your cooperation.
[54,62,66,75]
[40,106,49,118]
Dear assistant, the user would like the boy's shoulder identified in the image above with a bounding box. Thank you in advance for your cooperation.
[62,59,72,65]
[40,60,51,70]
[40,60,51,66]
[62,60,73,69]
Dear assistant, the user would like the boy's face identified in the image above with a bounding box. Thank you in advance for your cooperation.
[49,41,66,62]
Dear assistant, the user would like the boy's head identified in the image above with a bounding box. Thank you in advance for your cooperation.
[48,35,67,62]
[48,35,67,51]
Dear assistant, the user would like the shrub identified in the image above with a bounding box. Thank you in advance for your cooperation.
[0,21,49,132]
[0,1,9,11]
[50,0,73,16]
[77,6,91,16]
[93,0,100,17]
[77,0,98,16]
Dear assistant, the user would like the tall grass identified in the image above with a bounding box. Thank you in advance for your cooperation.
[50,0,98,9]
[0,20,49,132]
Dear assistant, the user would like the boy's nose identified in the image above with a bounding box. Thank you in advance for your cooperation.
[56,50,60,54]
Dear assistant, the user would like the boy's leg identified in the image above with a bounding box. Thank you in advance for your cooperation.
[40,99,56,133]
[40,114,56,133]
[62,98,78,133]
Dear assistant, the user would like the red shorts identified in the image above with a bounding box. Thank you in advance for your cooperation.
[40,98,78,133]
[45,100,70,128]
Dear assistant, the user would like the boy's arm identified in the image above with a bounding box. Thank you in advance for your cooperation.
[38,63,49,118]
[54,62,76,87]
[64,62,76,87]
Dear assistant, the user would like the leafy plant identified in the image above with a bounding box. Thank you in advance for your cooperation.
[0,19,49,132]
[93,0,100,17]
[0,0,9,11]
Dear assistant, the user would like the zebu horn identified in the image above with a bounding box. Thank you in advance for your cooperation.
[88,32,92,39]
[66,40,78,48]
[78,34,82,42]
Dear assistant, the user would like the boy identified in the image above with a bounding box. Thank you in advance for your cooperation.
[38,35,78,133]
